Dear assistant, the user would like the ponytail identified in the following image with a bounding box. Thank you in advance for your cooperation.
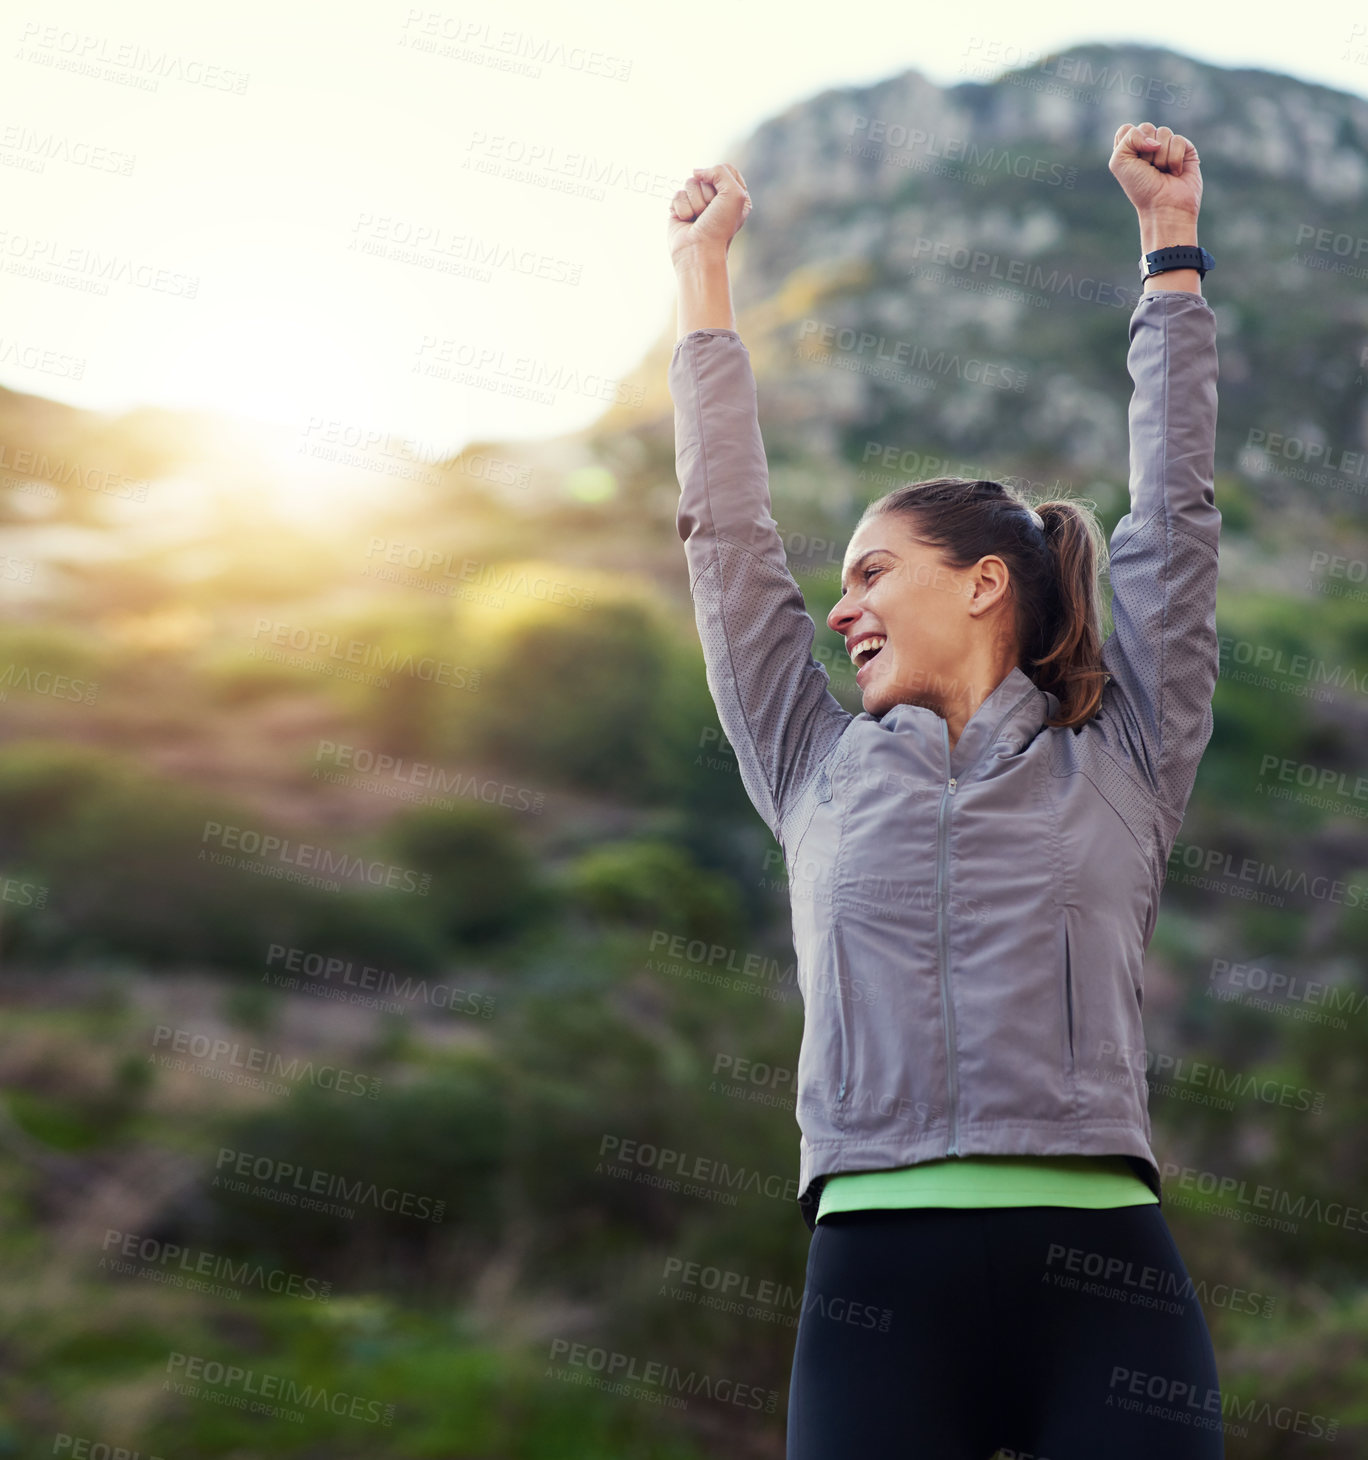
[1028,499,1108,730]
[860,478,1108,731]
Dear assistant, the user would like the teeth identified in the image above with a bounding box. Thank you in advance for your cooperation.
[850,635,887,667]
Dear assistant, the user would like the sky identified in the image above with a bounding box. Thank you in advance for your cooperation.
[1,0,1364,462]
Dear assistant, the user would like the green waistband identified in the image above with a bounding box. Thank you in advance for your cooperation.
[816,1154,1158,1222]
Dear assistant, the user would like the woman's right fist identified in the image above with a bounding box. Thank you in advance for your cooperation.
[667,163,751,267]
[1108,123,1202,219]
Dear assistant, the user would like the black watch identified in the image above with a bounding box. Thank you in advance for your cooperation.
[1139,244,1215,281]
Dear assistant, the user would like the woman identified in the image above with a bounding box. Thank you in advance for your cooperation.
[665,123,1224,1458]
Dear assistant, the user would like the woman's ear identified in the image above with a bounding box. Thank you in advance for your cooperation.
[966,555,1012,615]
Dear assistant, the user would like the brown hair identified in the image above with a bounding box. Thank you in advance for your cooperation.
[859,477,1108,732]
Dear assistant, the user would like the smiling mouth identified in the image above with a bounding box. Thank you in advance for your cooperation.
[851,636,887,670]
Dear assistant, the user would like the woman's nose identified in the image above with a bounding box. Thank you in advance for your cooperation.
[827,599,852,633]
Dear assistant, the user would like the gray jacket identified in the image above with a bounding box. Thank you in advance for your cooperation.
[669,290,1220,1231]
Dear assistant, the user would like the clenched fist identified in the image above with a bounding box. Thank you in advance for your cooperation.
[1109,123,1202,219]
[666,163,752,268]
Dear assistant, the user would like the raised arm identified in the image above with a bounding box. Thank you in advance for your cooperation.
[667,164,852,841]
[1100,125,1220,829]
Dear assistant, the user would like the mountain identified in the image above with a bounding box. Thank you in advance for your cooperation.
[607,45,1368,554]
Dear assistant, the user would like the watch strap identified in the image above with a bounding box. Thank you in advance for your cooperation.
[1139,244,1214,280]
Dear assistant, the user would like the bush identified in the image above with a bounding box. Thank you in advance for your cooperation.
[0,741,446,972]
[561,838,742,945]
[189,1057,509,1281]
[441,567,721,804]
[0,740,131,865]
[382,801,551,945]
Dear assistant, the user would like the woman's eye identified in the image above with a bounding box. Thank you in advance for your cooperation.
[864,567,880,582]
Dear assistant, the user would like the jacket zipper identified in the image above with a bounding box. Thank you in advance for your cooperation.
[934,687,1034,1153]
[1062,916,1076,1071]
[937,716,959,1154]
[835,928,851,1106]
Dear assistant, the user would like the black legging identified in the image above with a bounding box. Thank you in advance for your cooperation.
[787,1203,1225,1458]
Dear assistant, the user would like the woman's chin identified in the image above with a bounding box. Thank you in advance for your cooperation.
[861,684,893,715]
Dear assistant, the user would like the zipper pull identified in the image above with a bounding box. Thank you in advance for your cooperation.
[948,776,957,791]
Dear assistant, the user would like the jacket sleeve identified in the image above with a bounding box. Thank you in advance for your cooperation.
[669,327,853,841]
[1100,289,1221,832]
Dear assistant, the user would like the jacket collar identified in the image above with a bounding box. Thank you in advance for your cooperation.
[878,666,1060,778]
